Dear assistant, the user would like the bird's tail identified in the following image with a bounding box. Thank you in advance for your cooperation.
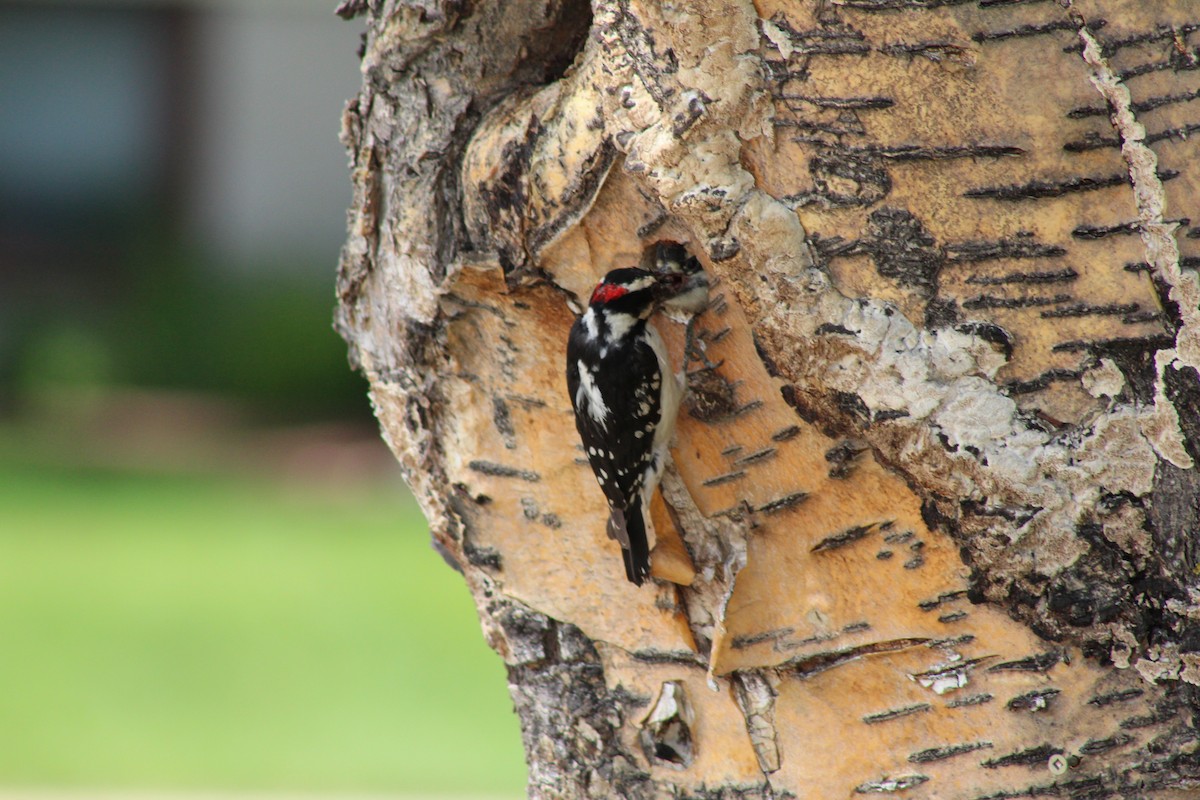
[608,500,650,586]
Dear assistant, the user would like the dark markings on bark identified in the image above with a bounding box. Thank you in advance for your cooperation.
[948,238,1067,263]
[730,399,764,417]
[521,496,540,520]
[492,395,517,448]
[709,237,741,262]
[955,322,1014,359]
[1149,460,1200,584]
[755,491,810,515]
[1067,122,1200,152]
[721,444,743,457]
[334,0,368,19]
[703,470,747,487]
[628,649,707,666]
[1089,687,1145,707]
[1004,368,1084,396]
[812,522,883,552]
[1070,87,1200,119]
[964,172,1143,200]
[1117,54,1200,82]
[780,94,895,109]
[874,408,911,422]
[979,0,1054,6]
[816,322,856,335]
[988,651,1061,672]
[1042,301,1139,319]
[1052,335,1174,402]
[1073,220,1143,239]
[1121,711,1175,730]
[861,207,943,293]
[608,0,675,107]
[854,774,929,793]
[1056,335,1172,355]
[1007,688,1061,712]
[468,460,541,482]
[797,150,893,208]
[731,627,794,650]
[938,610,967,622]
[981,743,1063,768]
[918,590,969,611]
[838,0,975,9]
[701,326,732,344]
[965,268,1078,286]
[862,702,931,724]
[826,439,867,479]
[734,447,777,467]
[462,540,502,570]
[1091,21,1200,58]
[771,425,801,442]
[834,390,873,423]
[780,384,822,428]
[909,740,993,763]
[1079,733,1134,755]
[947,693,994,708]
[877,41,974,63]
[785,40,872,56]
[970,774,1113,800]
[925,297,959,328]
[884,529,914,544]
[787,637,930,677]
[852,143,1024,161]
[686,368,741,421]
[677,785,796,800]
[911,656,993,686]
[928,634,976,648]
[963,293,1072,310]
[636,212,669,239]
[972,20,1078,43]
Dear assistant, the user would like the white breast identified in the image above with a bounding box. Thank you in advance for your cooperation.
[643,323,681,455]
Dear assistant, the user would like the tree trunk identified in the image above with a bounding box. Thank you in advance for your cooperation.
[334,0,1200,796]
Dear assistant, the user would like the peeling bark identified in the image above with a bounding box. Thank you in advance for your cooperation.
[336,0,1200,796]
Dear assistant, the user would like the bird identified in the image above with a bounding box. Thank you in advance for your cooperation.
[565,261,706,585]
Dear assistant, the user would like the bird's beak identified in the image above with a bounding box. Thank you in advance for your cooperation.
[654,268,709,303]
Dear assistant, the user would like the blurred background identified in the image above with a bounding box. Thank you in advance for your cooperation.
[0,1,525,797]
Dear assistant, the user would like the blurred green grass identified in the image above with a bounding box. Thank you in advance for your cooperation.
[0,462,526,796]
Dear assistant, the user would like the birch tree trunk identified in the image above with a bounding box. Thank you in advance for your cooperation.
[334,0,1200,796]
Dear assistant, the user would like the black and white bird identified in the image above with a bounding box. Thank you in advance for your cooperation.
[566,266,698,585]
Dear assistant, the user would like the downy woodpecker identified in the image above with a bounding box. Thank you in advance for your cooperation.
[566,263,705,585]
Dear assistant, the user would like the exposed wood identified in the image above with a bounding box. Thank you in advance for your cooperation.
[336,0,1200,797]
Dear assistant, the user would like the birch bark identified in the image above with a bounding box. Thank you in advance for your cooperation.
[336,1,1200,796]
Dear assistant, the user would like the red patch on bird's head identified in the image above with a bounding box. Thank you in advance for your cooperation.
[590,282,629,305]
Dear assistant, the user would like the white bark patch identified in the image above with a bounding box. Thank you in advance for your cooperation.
[1073,13,1195,469]
[1081,358,1125,399]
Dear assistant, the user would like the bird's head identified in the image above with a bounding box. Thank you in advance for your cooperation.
[588,267,669,319]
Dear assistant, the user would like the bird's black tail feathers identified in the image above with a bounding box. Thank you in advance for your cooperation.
[619,499,651,586]
[606,502,651,585]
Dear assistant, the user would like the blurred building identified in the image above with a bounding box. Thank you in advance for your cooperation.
[0,0,367,411]
[0,0,363,275]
